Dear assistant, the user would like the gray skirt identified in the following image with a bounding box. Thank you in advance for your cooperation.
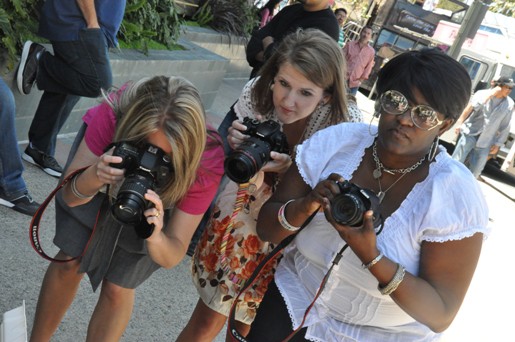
[53,124,162,291]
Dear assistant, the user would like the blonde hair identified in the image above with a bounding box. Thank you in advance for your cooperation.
[109,76,207,207]
[252,28,349,124]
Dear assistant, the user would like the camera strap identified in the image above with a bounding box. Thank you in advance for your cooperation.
[30,166,103,263]
[228,211,386,341]
[228,207,322,342]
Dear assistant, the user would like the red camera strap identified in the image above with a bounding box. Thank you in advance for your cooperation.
[228,208,325,342]
[29,166,102,263]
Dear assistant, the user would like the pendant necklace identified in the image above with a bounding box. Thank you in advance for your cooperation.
[372,140,426,203]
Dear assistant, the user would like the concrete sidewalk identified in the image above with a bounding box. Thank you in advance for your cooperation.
[1,86,515,341]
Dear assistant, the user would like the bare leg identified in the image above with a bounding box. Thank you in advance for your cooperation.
[225,320,251,342]
[85,280,135,342]
[30,251,83,342]
[176,298,228,342]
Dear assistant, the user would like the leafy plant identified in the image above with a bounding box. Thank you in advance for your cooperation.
[120,0,185,54]
[193,2,214,27]
[0,0,41,71]
[195,0,258,39]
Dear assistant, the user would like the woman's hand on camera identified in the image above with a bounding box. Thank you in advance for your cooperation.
[298,173,344,216]
[227,115,264,150]
[327,209,379,261]
[227,119,249,150]
[144,190,165,241]
[95,147,125,184]
[261,151,292,174]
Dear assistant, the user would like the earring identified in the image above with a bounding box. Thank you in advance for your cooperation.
[368,116,378,137]
[427,136,439,161]
[373,101,381,118]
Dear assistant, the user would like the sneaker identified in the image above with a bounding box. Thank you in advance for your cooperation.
[0,193,40,216]
[16,41,45,95]
[23,144,63,178]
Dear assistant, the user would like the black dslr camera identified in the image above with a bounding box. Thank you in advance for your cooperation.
[110,142,172,238]
[224,117,289,183]
[331,181,382,228]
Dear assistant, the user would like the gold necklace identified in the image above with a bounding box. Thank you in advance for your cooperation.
[372,141,426,203]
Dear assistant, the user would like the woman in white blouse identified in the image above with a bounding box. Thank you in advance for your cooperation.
[249,49,490,341]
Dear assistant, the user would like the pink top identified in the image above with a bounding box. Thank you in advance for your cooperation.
[82,98,224,215]
[260,8,272,28]
[343,40,375,88]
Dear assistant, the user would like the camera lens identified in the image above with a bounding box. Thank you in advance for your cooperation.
[224,153,257,183]
[224,138,270,183]
[331,194,366,227]
[111,173,154,224]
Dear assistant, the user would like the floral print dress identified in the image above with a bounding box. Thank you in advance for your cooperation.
[192,172,277,324]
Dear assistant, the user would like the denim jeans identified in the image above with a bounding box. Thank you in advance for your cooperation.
[0,78,28,200]
[217,103,238,155]
[348,86,359,95]
[452,133,490,178]
[29,28,113,156]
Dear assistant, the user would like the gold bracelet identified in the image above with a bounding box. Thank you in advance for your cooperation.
[70,173,96,199]
[378,263,406,296]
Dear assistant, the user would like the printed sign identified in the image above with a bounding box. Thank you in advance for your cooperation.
[396,10,437,36]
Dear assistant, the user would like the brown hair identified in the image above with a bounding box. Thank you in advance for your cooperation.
[251,28,348,125]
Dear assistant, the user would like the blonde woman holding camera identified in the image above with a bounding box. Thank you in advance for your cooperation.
[30,76,225,341]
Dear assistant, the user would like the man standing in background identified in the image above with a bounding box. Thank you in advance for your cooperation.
[16,0,126,178]
[452,76,514,178]
[334,8,348,48]
[342,25,375,95]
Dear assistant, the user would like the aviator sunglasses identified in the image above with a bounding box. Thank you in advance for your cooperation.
[379,90,444,131]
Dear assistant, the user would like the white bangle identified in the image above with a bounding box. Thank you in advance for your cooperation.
[70,173,95,199]
[362,252,383,269]
[378,263,406,296]
[278,199,301,231]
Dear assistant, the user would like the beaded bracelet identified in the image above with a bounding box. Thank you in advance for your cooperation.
[378,263,406,296]
[362,252,384,269]
[70,172,96,200]
[278,199,301,231]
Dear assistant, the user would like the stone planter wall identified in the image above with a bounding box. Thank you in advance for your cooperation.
[182,26,251,79]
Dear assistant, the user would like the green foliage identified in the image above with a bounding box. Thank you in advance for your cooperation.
[337,0,372,23]
[0,0,41,70]
[197,0,258,38]
[491,0,515,17]
[438,0,466,13]
[120,0,185,55]
[193,1,214,27]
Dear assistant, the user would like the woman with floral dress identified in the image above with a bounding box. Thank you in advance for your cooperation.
[177,29,362,341]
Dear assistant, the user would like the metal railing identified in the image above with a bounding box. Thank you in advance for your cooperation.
[342,21,364,45]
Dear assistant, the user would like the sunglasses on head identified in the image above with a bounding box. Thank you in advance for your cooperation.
[379,90,444,131]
